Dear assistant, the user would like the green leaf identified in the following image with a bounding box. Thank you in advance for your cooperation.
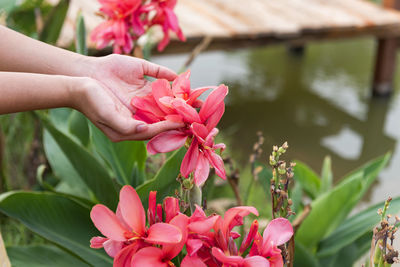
[295,153,390,250]
[318,231,372,267]
[0,0,17,14]
[68,110,90,147]
[39,0,70,44]
[0,191,112,266]
[40,114,118,209]
[317,196,400,257]
[75,13,88,55]
[294,160,321,199]
[7,244,91,267]
[136,148,185,206]
[320,156,332,195]
[90,124,147,186]
[294,242,321,267]
[43,129,91,199]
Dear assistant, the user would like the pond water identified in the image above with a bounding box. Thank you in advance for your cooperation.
[153,37,400,208]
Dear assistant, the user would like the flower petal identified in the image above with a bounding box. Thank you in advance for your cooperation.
[147,130,188,155]
[194,152,210,186]
[188,214,219,234]
[103,239,124,258]
[223,206,259,236]
[145,222,182,245]
[243,256,270,267]
[113,244,139,267]
[172,70,191,97]
[90,204,127,242]
[211,247,244,265]
[148,191,157,225]
[205,102,225,131]
[205,150,226,180]
[186,86,215,106]
[134,109,161,124]
[180,138,199,177]
[163,197,180,223]
[152,79,174,114]
[90,236,108,249]
[199,84,228,122]
[131,247,165,267]
[263,218,294,247]
[181,254,207,267]
[172,99,201,123]
[162,214,189,259]
[191,123,209,142]
[186,238,204,256]
[131,95,165,118]
[119,185,146,236]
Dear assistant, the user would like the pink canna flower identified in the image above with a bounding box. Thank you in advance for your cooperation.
[182,206,261,267]
[92,0,185,54]
[148,0,186,51]
[131,70,228,186]
[89,185,183,265]
[249,218,294,267]
[131,213,189,266]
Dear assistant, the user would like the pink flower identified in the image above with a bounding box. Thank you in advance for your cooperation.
[91,0,141,54]
[89,185,183,264]
[182,206,260,266]
[148,0,186,51]
[249,218,294,267]
[131,213,189,266]
[131,71,228,186]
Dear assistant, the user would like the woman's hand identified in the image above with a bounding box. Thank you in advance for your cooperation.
[83,54,177,111]
[72,77,183,142]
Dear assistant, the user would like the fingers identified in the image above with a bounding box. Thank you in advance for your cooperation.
[97,109,184,142]
[140,59,177,81]
[132,121,185,140]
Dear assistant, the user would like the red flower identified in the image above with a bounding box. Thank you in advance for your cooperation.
[131,71,228,186]
[149,0,186,51]
[89,186,184,265]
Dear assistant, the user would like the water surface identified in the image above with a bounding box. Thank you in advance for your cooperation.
[153,37,400,207]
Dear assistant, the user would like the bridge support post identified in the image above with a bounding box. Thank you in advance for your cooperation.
[372,0,400,97]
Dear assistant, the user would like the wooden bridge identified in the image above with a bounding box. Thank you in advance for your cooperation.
[59,0,400,96]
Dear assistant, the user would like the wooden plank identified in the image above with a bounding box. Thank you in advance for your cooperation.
[57,0,400,52]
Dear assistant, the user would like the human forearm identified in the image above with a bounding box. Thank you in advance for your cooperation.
[0,26,91,76]
[0,72,79,114]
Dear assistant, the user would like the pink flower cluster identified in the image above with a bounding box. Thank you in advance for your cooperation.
[91,0,186,54]
[90,185,294,267]
[131,70,227,186]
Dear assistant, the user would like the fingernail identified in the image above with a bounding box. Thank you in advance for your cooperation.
[136,124,148,133]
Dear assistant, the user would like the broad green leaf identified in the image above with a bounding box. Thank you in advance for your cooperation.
[0,191,112,266]
[90,124,147,186]
[0,0,16,14]
[294,160,320,199]
[7,244,90,267]
[75,13,88,55]
[40,115,118,209]
[294,242,321,267]
[290,183,303,218]
[39,0,70,44]
[317,196,400,257]
[68,111,90,147]
[320,155,332,195]
[48,108,72,133]
[137,148,185,206]
[295,153,390,250]
[43,129,90,199]
[318,231,371,267]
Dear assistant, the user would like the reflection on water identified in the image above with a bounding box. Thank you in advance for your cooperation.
[153,37,400,206]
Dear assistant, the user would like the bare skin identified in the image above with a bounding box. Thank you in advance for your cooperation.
[0,25,183,141]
